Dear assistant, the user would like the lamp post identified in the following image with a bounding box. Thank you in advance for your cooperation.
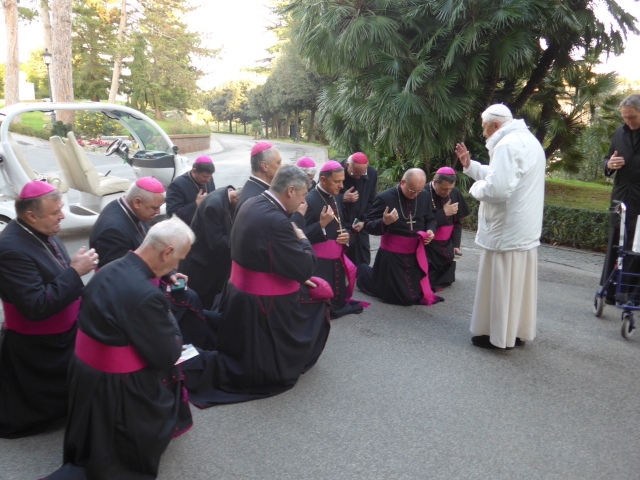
[42,48,56,124]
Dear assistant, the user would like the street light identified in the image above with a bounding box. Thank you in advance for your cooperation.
[42,48,56,124]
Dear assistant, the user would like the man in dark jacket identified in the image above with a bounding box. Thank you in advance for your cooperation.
[166,155,215,225]
[180,186,241,309]
[600,93,640,304]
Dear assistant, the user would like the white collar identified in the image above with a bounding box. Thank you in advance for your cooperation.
[249,175,269,186]
[317,184,331,195]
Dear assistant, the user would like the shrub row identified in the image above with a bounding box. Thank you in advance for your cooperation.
[377,179,610,250]
[460,195,610,251]
[8,123,50,141]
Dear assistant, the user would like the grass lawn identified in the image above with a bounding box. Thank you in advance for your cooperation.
[13,111,51,130]
[545,177,611,211]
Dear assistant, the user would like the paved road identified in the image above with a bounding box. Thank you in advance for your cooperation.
[2,134,639,479]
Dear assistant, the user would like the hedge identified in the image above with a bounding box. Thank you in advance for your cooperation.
[460,194,609,251]
[8,123,50,141]
[378,181,609,250]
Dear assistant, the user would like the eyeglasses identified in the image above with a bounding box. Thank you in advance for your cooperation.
[348,170,367,178]
[407,187,419,194]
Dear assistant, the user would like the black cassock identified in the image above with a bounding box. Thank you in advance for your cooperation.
[182,193,329,406]
[304,187,363,318]
[180,186,235,310]
[358,186,437,305]
[0,220,84,438]
[237,175,305,226]
[47,252,191,480]
[339,160,378,267]
[166,171,215,225]
[236,175,270,213]
[425,183,470,288]
[90,198,216,350]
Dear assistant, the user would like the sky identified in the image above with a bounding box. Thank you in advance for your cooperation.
[1,0,640,90]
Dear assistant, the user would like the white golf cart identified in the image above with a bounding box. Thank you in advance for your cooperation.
[0,102,190,231]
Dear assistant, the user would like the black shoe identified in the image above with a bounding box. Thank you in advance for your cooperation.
[472,335,500,349]
[605,298,616,305]
[515,337,525,347]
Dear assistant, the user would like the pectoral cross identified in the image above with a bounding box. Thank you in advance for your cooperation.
[334,215,346,234]
[406,214,416,231]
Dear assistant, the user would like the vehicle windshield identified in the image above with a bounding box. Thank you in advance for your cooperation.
[102,110,172,153]
[1,108,171,154]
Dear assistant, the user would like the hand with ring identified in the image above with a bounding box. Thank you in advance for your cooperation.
[71,246,99,276]
[608,150,625,170]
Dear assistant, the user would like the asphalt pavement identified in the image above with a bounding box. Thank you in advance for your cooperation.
[1,133,639,479]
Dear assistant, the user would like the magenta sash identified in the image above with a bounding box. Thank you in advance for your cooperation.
[312,240,357,300]
[230,261,299,296]
[433,225,454,241]
[75,328,147,374]
[380,233,437,305]
[2,299,80,335]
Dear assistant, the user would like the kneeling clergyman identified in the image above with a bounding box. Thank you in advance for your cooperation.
[304,161,364,318]
[46,218,194,480]
[357,168,442,306]
[0,181,98,439]
[182,166,331,406]
[425,166,470,290]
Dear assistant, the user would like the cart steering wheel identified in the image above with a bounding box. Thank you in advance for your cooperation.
[106,138,123,156]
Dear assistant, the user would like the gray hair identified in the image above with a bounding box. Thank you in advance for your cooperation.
[299,167,317,177]
[620,94,640,111]
[270,165,310,194]
[250,147,278,174]
[15,189,62,218]
[125,182,164,204]
[140,216,195,254]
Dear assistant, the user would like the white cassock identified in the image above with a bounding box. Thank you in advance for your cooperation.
[464,119,546,348]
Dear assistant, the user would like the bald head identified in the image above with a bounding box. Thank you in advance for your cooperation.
[400,168,426,199]
[402,168,426,183]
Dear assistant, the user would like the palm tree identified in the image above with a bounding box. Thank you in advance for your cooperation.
[285,0,637,175]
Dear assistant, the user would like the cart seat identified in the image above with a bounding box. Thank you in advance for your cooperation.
[49,132,130,197]
[9,133,69,193]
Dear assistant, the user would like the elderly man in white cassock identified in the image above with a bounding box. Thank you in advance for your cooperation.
[454,104,545,350]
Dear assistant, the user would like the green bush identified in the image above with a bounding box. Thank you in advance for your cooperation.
[51,121,73,138]
[541,205,609,251]
[461,194,609,251]
[8,123,50,140]
[74,111,126,138]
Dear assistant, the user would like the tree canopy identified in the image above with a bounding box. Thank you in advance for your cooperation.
[284,0,638,172]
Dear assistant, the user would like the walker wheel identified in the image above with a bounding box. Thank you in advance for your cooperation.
[621,313,635,339]
[593,294,604,317]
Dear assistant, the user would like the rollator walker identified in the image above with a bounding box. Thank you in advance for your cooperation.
[594,202,640,339]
